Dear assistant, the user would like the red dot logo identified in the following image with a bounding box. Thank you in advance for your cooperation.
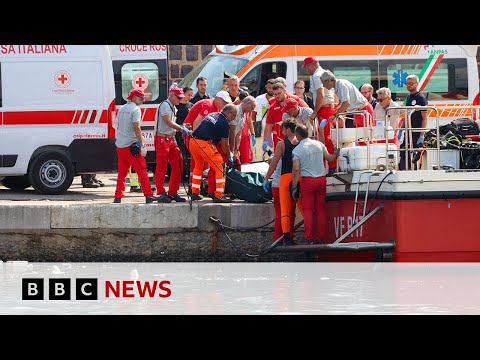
[54,70,71,88]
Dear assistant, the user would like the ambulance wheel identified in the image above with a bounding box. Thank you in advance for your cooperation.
[1,175,31,190]
[28,151,74,195]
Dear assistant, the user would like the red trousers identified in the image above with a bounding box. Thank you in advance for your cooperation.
[239,120,253,164]
[300,176,327,241]
[318,106,337,169]
[115,147,153,198]
[154,135,182,196]
[354,103,375,127]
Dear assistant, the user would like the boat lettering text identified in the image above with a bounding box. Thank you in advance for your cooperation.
[333,216,364,238]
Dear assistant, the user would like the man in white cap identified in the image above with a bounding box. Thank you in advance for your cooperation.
[183,90,232,194]
[154,87,191,203]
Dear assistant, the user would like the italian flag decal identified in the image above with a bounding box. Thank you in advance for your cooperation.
[418,53,444,91]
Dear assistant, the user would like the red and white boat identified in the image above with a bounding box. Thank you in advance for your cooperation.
[315,106,480,261]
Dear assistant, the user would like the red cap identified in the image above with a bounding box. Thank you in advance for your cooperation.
[302,56,318,68]
[282,98,298,113]
[127,88,145,100]
[169,87,185,99]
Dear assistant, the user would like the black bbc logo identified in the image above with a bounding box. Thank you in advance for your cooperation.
[22,278,98,300]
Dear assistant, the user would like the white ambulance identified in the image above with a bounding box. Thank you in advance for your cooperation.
[0,45,116,194]
[109,45,169,171]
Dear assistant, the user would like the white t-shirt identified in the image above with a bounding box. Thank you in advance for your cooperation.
[292,138,328,177]
[335,79,368,111]
[231,104,246,137]
[115,101,141,148]
[310,66,335,106]
[374,100,401,128]
[254,93,271,122]
[157,100,176,136]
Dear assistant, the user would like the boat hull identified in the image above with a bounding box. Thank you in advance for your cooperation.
[324,192,480,261]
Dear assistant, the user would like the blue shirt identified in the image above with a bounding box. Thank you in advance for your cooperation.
[192,112,230,144]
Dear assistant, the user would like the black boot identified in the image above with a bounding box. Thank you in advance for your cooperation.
[282,233,295,246]
[145,196,156,204]
[82,174,99,188]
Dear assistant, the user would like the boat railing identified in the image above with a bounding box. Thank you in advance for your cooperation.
[331,110,375,171]
[331,105,480,173]
[332,106,440,173]
[386,105,440,170]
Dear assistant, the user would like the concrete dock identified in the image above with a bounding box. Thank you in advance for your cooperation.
[0,173,306,262]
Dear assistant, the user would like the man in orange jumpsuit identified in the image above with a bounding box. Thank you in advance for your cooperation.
[183,90,232,193]
[189,104,238,203]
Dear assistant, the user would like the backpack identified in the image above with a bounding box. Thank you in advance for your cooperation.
[451,117,480,136]
[424,124,465,149]
[461,142,480,169]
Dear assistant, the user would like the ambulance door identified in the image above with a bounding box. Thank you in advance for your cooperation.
[112,58,168,166]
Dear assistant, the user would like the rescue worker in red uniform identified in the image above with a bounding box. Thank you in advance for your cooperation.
[262,82,308,152]
[189,104,238,203]
[291,124,339,244]
[113,89,155,204]
[154,87,191,203]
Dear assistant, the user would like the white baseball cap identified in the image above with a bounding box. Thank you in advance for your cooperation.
[215,90,232,103]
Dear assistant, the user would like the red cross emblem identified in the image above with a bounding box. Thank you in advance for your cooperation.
[132,74,149,90]
[54,70,72,88]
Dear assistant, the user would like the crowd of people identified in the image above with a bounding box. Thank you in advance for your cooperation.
[110,56,428,245]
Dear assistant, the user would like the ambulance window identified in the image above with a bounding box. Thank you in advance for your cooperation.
[255,62,287,95]
[379,58,468,101]
[296,62,311,95]
[0,63,2,107]
[179,55,248,96]
[297,60,378,97]
[113,60,168,105]
[240,66,260,97]
[333,67,372,89]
